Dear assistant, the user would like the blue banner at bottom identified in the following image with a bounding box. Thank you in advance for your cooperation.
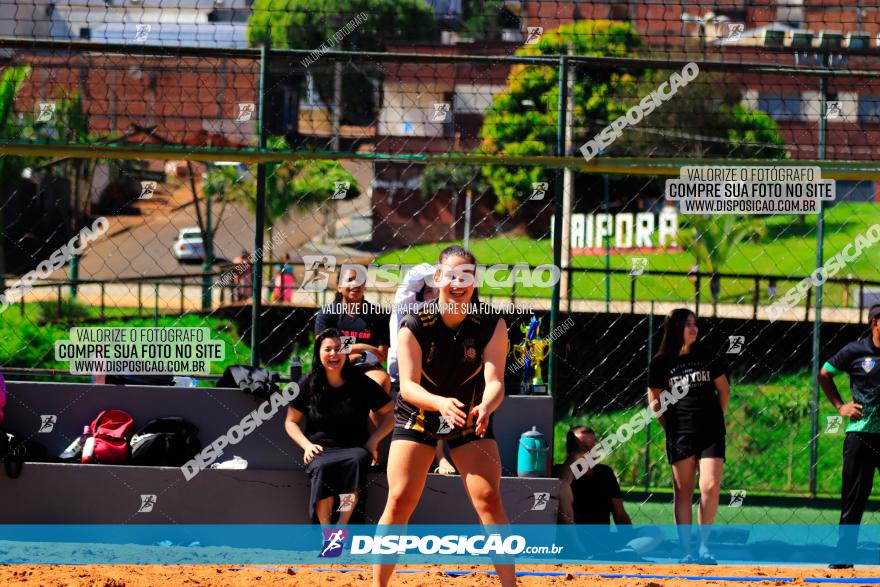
[0,524,876,565]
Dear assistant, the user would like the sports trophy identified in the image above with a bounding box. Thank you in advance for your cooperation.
[529,337,549,394]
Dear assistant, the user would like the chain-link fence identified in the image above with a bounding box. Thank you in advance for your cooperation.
[2,3,880,523]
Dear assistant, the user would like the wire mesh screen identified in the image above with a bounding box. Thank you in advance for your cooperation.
[1,1,880,527]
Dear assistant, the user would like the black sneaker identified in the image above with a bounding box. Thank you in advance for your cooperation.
[828,563,854,570]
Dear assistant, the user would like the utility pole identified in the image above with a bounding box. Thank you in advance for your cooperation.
[561,45,574,312]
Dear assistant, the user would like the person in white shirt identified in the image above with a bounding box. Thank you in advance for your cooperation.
[388,263,454,475]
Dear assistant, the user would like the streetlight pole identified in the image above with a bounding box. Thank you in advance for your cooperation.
[201,182,213,311]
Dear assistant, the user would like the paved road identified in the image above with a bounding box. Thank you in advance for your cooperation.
[48,160,375,281]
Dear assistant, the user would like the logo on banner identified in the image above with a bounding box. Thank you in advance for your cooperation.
[38,415,57,433]
[138,494,157,513]
[319,528,348,558]
[531,492,550,511]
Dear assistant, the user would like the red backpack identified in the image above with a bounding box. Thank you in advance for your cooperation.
[90,410,135,464]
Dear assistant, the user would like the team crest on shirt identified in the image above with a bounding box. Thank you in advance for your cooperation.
[862,357,876,373]
[463,339,477,361]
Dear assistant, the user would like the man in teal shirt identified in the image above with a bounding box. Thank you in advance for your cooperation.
[819,304,880,568]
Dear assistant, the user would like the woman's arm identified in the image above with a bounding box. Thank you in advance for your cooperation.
[714,374,731,415]
[364,403,394,462]
[285,406,311,450]
[647,387,666,429]
[350,342,388,363]
[374,344,389,363]
[471,318,508,437]
[819,367,863,418]
[285,406,323,464]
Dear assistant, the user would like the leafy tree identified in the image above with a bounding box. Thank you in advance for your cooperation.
[0,67,34,286]
[479,20,645,216]
[614,70,787,160]
[248,0,436,123]
[478,20,787,220]
[460,0,519,41]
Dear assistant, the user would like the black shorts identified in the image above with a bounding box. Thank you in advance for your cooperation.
[666,432,725,464]
[352,361,384,375]
[392,423,495,450]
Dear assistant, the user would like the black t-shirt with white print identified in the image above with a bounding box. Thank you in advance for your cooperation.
[315,300,390,351]
[648,349,727,437]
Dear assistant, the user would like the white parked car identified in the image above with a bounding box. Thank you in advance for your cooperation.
[173,227,205,262]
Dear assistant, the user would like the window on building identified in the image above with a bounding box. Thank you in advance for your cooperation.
[758,93,804,120]
[777,0,804,28]
[858,96,880,123]
[610,3,630,20]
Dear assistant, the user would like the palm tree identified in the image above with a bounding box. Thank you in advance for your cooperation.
[678,215,768,305]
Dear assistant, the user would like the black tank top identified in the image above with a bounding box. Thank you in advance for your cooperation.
[394,304,501,439]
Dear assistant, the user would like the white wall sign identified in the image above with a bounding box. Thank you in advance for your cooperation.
[551,209,679,251]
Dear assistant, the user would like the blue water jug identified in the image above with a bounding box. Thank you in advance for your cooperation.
[517,426,549,478]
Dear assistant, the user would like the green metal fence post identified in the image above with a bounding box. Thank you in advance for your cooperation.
[68,251,79,299]
[644,300,655,491]
[809,59,829,497]
[251,44,269,368]
[201,187,213,311]
[603,173,611,313]
[548,53,568,396]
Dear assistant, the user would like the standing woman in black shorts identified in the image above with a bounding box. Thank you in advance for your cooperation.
[648,308,730,565]
[373,246,514,587]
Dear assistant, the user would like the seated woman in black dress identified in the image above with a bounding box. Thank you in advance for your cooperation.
[285,328,393,524]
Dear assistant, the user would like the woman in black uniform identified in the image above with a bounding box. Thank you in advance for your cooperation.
[373,246,513,587]
[648,308,730,565]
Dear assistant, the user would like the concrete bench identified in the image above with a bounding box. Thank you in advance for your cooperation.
[0,381,559,524]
